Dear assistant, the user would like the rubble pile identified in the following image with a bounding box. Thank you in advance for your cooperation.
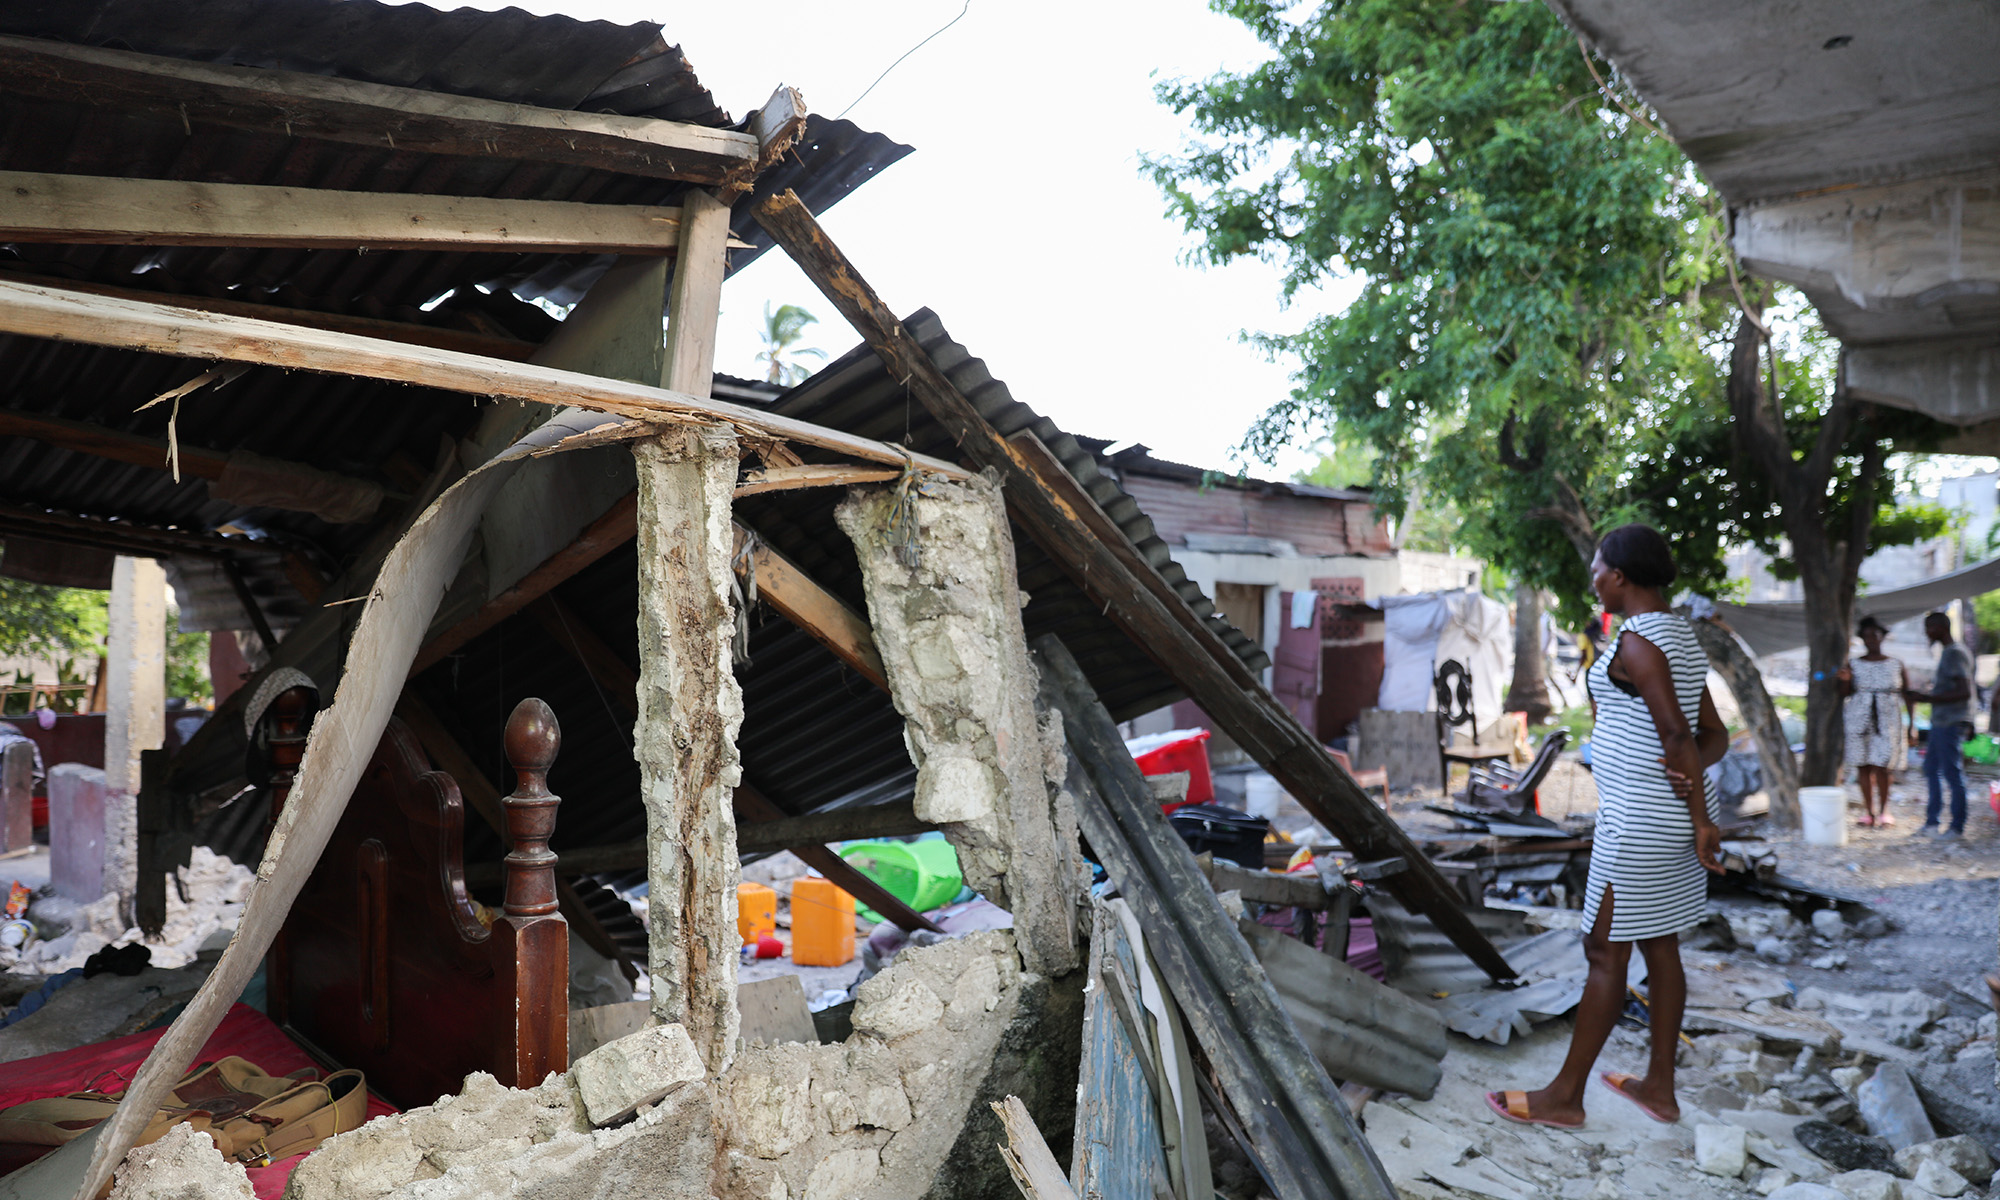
[13,847,252,974]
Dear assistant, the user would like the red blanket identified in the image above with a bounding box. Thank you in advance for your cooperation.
[0,1004,398,1198]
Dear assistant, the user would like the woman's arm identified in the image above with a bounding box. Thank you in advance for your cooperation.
[1619,630,1724,873]
[1693,687,1729,768]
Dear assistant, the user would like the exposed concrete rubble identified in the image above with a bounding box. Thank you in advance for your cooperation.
[570,1023,706,1127]
[716,930,1066,1200]
[109,1124,255,1200]
[634,426,746,1074]
[283,1066,713,1200]
[836,475,1084,976]
[19,848,253,974]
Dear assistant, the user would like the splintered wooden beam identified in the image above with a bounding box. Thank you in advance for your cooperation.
[752,187,1514,982]
[0,170,689,254]
[0,277,974,480]
[0,267,538,360]
[734,463,901,498]
[735,528,887,690]
[0,34,760,187]
[0,408,228,479]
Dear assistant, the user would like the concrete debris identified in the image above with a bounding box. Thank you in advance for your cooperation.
[1798,1121,1903,1175]
[1910,1160,1971,1198]
[1856,1065,1938,1149]
[1828,1170,1901,1200]
[1767,1185,1848,1200]
[109,1123,255,1200]
[569,1023,705,1127]
[18,848,251,974]
[1897,1138,1996,1186]
[1697,1124,1750,1176]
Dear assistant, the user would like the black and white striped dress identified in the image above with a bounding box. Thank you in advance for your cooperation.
[1582,610,1717,942]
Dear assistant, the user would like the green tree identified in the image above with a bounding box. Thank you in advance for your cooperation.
[0,576,105,661]
[754,302,827,386]
[165,607,210,706]
[1149,0,1949,789]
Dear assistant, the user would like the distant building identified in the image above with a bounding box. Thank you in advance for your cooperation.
[1099,446,1482,755]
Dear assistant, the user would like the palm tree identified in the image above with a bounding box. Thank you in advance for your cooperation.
[755,302,827,386]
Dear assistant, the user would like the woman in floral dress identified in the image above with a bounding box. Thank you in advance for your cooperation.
[1838,614,1908,827]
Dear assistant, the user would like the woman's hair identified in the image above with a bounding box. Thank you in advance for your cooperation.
[1857,614,1889,635]
[1597,524,1677,589]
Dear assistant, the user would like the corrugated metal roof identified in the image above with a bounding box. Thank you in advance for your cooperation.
[0,0,909,587]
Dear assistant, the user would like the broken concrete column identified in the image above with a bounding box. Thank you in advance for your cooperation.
[835,475,1082,976]
[634,426,744,1074]
[104,555,165,912]
[570,1022,706,1127]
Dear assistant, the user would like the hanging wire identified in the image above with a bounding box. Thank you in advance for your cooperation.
[836,2,973,121]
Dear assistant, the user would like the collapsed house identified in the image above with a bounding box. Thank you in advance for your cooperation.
[0,3,1517,1198]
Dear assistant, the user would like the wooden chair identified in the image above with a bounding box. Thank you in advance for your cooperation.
[1463,729,1569,815]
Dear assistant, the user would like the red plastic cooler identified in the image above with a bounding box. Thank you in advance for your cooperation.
[1124,728,1214,810]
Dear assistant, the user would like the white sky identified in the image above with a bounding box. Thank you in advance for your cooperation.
[417,0,1352,479]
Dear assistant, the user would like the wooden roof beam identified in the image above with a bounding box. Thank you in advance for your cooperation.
[0,170,695,254]
[0,34,760,188]
[0,277,973,479]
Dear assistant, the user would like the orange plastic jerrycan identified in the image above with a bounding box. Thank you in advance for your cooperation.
[789,876,855,967]
[736,881,777,946]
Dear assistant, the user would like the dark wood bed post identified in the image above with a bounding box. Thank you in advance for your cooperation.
[493,697,570,1086]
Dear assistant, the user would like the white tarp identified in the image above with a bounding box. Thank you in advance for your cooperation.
[1376,589,1512,730]
[1701,553,2000,656]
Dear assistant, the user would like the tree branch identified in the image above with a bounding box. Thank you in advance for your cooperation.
[1497,411,1545,472]
[1526,474,1598,567]
[1726,309,1794,485]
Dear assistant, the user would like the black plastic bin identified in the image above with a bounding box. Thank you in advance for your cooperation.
[1167,803,1269,869]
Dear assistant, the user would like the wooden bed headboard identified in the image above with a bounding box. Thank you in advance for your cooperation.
[265,695,570,1110]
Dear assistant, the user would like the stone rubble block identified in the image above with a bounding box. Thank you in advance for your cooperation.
[1829,1170,1902,1200]
[1910,1161,1971,1198]
[1699,1124,1750,1177]
[850,976,945,1042]
[110,1123,255,1200]
[1756,1170,1798,1196]
[1897,1137,1996,1186]
[1771,1184,1856,1200]
[571,1021,707,1127]
[1811,911,1848,940]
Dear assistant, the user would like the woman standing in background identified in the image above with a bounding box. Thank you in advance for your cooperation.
[1486,524,1728,1128]
[1838,615,1908,827]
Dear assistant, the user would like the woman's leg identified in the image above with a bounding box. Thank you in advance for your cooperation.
[1612,933,1687,1120]
[1521,886,1630,1121]
[1859,766,1881,819]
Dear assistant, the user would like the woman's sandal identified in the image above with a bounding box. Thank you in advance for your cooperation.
[1484,1090,1584,1130]
[1599,1073,1678,1123]
[1858,813,1876,827]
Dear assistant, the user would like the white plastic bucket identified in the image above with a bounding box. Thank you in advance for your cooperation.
[1799,786,1848,846]
[1243,772,1285,822]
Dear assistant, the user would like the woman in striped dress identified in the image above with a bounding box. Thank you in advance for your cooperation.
[1488,524,1727,1128]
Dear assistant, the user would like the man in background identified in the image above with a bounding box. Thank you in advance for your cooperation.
[1905,610,1974,838]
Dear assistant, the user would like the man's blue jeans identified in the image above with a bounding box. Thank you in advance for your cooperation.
[1924,721,1968,832]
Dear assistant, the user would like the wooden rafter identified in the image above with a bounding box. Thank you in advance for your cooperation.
[0,267,538,361]
[0,277,973,480]
[735,528,887,690]
[0,34,760,187]
[0,171,692,254]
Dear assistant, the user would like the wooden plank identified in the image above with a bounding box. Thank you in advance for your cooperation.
[0,266,537,361]
[751,187,1514,983]
[0,170,688,253]
[734,463,901,498]
[0,277,976,481]
[1197,853,1335,910]
[1033,635,1395,1200]
[733,785,941,934]
[737,975,818,1046]
[738,531,888,690]
[0,34,760,187]
[993,1095,1081,1200]
[413,493,638,674]
[0,500,253,558]
[661,189,730,396]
